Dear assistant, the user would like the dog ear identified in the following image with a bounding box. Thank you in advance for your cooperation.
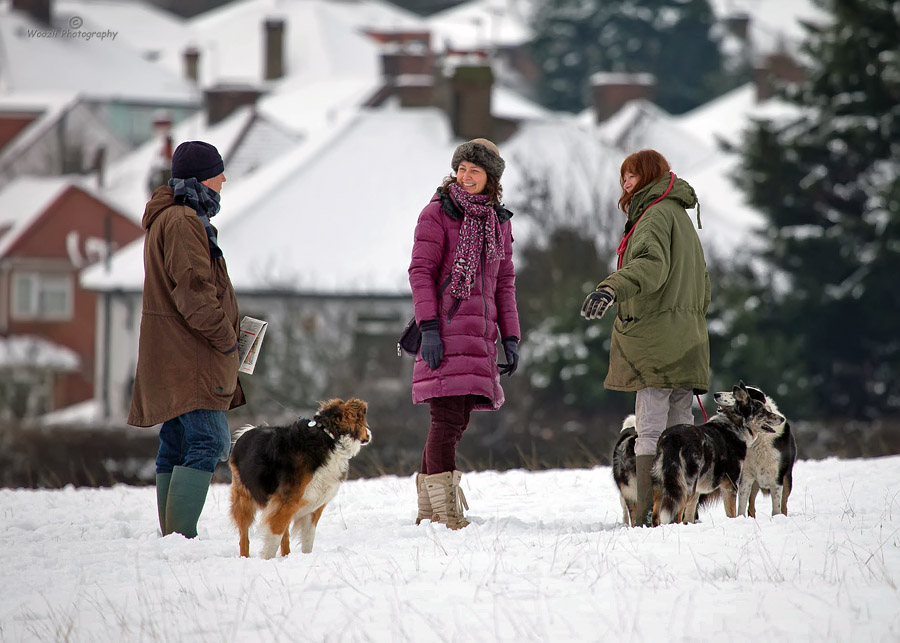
[733,383,750,405]
[316,399,345,425]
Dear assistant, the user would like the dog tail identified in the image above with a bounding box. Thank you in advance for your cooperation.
[621,414,636,432]
[232,424,259,445]
[653,446,687,525]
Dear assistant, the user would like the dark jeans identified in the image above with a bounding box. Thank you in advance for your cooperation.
[421,395,477,474]
[156,409,231,474]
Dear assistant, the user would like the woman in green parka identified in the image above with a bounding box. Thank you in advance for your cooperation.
[581,149,710,527]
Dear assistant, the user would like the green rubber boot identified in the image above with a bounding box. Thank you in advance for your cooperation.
[156,472,172,536]
[165,466,212,539]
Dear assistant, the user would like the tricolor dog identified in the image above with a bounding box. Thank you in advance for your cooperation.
[229,398,371,558]
[651,382,784,525]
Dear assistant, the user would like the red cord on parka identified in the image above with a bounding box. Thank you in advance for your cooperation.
[616,171,675,270]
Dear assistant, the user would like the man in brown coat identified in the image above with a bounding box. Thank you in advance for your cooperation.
[129,140,245,539]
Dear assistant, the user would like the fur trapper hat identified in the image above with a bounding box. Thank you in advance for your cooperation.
[451,138,505,181]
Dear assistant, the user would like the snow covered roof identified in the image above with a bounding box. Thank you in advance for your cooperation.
[0,5,198,105]
[492,85,551,121]
[709,0,830,62]
[0,335,80,370]
[55,0,190,62]
[0,176,71,258]
[0,175,132,258]
[152,0,422,91]
[0,91,81,175]
[427,0,533,52]
[674,82,800,150]
[83,107,458,295]
[95,105,299,224]
[256,77,383,135]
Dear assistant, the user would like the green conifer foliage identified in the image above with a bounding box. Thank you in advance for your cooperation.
[732,0,900,419]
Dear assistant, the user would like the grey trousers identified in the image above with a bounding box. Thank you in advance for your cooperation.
[634,387,695,456]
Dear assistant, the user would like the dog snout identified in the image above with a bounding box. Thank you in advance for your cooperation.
[361,426,372,444]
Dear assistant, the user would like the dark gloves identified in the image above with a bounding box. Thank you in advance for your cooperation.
[419,319,443,369]
[581,286,615,320]
[499,337,519,377]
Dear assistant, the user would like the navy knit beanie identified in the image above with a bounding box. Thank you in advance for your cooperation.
[171,141,224,182]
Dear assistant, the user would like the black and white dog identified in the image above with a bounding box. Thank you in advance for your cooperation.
[713,384,796,517]
[612,383,795,525]
[651,382,785,525]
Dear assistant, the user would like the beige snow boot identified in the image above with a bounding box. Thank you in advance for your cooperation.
[424,470,469,530]
[415,473,433,525]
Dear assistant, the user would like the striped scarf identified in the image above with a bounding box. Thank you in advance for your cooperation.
[168,177,223,259]
[448,182,504,300]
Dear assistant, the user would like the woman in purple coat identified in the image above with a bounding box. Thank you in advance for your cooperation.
[409,138,521,529]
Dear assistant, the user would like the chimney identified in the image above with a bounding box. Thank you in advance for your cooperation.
[590,72,655,124]
[753,51,805,102]
[449,64,494,140]
[375,30,435,108]
[205,85,262,125]
[725,12,750,41]
[264,18,286,81]
[183,46,200,84]
[12,0,51,24]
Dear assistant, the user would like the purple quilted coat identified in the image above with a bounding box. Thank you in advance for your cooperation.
[409,190,521,411]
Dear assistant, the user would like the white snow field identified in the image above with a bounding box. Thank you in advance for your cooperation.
[1,456,899,642]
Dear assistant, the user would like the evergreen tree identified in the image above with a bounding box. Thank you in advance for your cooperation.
[731,0,900,419]
[529,0,728,114]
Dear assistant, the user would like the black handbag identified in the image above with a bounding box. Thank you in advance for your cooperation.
[397,276,452,357]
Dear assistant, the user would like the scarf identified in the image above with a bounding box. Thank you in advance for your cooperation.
[447,182,505,299]
[168,177,223,259]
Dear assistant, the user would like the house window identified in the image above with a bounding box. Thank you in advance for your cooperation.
[11,272,73,321]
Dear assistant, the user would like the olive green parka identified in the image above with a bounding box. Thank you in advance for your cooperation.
[599,173,710,393]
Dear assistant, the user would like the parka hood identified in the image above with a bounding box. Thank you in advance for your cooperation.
[627,174,698,227]
[142,186,177,230]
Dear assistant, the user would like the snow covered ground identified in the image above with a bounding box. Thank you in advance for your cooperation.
[2,457,899,642]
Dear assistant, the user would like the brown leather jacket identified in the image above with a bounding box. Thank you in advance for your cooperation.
[128,186,245,427]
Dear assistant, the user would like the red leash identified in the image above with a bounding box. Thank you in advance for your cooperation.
[616,171,676,270]
[696,394,709,422]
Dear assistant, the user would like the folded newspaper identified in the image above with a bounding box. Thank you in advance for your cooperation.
[237,316,268,375]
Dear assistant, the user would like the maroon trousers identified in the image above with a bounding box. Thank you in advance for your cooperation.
[421,394,477,474]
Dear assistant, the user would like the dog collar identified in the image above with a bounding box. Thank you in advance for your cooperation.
[307,419,336,441]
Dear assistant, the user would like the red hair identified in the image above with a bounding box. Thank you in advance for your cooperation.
[617,150,671,213]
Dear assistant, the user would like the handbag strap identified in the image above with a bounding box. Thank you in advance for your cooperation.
[436,274,452,298]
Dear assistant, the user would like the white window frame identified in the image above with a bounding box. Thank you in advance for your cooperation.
[11,271,73,321]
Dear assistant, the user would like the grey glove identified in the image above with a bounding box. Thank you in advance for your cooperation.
[419,319,443,369]
[581,286,615,320]
[499,337,519,376]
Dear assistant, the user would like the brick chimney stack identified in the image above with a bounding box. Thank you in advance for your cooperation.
[264,18,286,81]
[449,64,494,141]
[590,73,655,124]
